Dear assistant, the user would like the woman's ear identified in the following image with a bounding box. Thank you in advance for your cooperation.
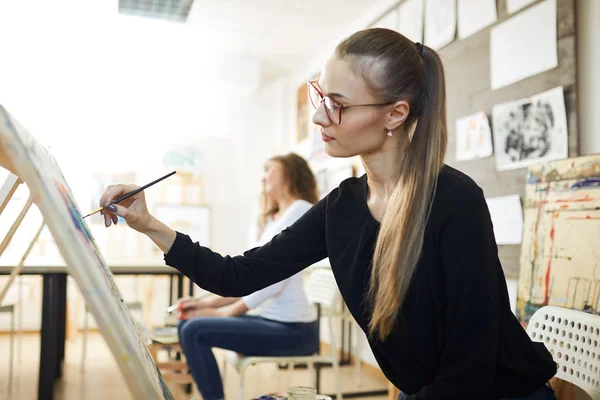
[384,100,410,131]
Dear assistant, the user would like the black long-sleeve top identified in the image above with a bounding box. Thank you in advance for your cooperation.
[164,165,556,399]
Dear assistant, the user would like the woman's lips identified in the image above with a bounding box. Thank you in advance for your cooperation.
[321,132,335,142]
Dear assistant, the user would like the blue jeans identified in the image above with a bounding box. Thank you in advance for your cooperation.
[397,384,556,399]
[177,316,319,400]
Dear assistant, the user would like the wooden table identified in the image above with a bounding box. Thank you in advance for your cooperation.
[0,264,183,400]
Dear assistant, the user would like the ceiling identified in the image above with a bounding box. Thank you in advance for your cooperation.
[0,0,401,86]
[184,0,401,73]
[0,0,402,149]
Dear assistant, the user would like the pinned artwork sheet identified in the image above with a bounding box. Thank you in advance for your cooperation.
[398,0,424,43]
[372,8,398,31]
[457,0,497,39]
[424,0,456,50]
[506,0,537,14]
[490,0,557,90]
[485,194,524,245]
[492,86,568,171]
[455,111,493,162]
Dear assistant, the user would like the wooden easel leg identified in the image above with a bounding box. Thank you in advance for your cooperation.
[0,222,45,304]
[0,196,33,258]
[0,174,21,216]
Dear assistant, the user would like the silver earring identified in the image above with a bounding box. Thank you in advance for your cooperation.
[387,131,393,137]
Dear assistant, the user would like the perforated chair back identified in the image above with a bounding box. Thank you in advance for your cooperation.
[526,306,600,399]
[305,268,339,309]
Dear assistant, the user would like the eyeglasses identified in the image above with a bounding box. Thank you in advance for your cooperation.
[307,80,392,125]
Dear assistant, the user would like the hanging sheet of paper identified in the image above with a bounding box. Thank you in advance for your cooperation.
[485,194,524,245]
[455,111,493,161]
[457,0,497,39]
[424,0,456,50]
[492,86,568,171]
[490,0,557,90]
[398,0,424,43]
[372,8,398,31]
[506,0,537,14]
[506,279,518,314]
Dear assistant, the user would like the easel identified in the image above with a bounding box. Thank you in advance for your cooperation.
[0,172,46,302]
[0,172,45,392]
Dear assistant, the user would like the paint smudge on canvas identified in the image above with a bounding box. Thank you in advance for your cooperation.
[518,155,600,322]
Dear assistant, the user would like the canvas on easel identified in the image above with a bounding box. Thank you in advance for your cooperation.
[517,154,600,322]
[0,106,174,399]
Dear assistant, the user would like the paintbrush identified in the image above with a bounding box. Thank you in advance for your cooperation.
[82,171,177,219]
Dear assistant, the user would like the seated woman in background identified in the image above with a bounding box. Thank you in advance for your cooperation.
[175,153,320,400]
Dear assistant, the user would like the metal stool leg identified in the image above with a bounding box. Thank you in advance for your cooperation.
[17,276,23,363]
[81,308,88,372]
[238,368,245,400]
[9,306,14,390]
[308,361,316,389]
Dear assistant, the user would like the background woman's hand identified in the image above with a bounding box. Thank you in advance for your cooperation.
[180,307,223,320]
[99,184,152,233]
[177,297,209,311]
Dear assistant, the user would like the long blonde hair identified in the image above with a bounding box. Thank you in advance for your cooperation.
[257,153,319,238]
[335,29,448,340]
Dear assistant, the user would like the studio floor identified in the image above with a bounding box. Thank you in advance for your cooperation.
[0,332,389,400]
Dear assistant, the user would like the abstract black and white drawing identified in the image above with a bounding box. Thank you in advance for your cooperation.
[492,86,568,171]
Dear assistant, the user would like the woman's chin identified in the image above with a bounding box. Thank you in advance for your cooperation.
[324,145,357,159]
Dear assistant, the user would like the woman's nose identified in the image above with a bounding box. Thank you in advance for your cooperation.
[312,103,331,127]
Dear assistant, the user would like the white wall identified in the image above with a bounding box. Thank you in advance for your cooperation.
[577,0,600,156]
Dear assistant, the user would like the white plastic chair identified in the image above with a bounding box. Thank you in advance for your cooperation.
[526,305,600,399]
[341,306,364,387]
[223,268,343,400]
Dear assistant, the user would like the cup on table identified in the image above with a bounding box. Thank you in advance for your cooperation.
[286,386,316,400]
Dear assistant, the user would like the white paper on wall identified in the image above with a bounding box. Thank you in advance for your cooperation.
[485,194,524,245]
[455,111,494,161]
[372,8,398,31]
[492,86,568,171]
[457,0,497,39]
[490,0,557,90]
[506,279,519,314]
[424,0,456,50]
[398,0,424,43]
[506,0,537,14]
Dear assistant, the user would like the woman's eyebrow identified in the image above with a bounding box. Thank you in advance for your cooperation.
[328,92,350,101]
[317,81,350,101]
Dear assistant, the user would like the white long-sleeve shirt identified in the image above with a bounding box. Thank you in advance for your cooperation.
[241,200,316,323]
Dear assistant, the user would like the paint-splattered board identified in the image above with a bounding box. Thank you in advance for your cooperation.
[517,154,600,322]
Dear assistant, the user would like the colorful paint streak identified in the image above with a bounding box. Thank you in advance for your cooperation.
[519,154,600,322]
[571,178,600,189]
[544,212,556,305]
